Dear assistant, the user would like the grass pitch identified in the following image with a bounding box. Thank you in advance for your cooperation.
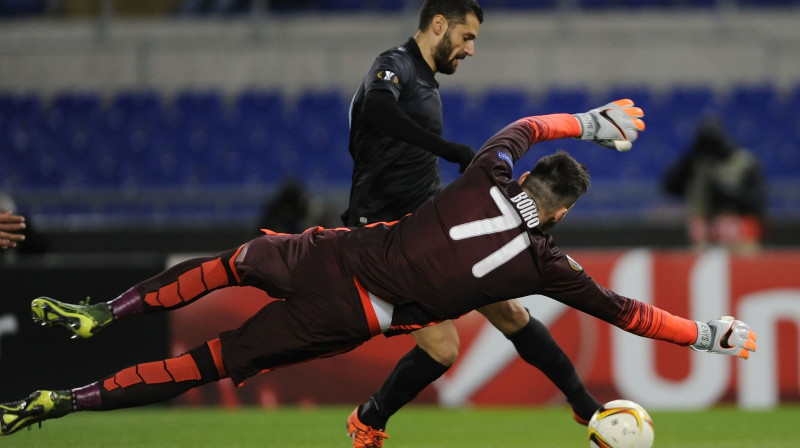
[5,404,800,447]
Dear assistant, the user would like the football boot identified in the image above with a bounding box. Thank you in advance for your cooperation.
[31,296,113,339]
[0,390,72,435]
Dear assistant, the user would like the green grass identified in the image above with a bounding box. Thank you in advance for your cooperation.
[5,405,800,447]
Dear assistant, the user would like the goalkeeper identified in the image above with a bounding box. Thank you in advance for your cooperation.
[2,100,756,439]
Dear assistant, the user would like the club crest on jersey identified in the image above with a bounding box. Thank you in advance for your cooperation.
[566,254,583,271]
[377,70,399,84]
[497,151,513,168]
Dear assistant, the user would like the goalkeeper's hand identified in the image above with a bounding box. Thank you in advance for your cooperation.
[573,99,645,152]
[690,316,757,359]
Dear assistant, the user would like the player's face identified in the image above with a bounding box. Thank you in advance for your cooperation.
[434,13,480,75]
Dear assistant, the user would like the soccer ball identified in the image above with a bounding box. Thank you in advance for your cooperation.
[587,399,654,448]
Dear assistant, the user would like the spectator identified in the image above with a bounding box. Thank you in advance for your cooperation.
[662,117,767,253]
[256,178,340,235]
[256,179,312,235]
[1,193,25,252]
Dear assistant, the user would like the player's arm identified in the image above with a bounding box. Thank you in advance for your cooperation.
[618,299,757,360]
[0,211,26,250]
[360,89,474,172]
[541,252,756,359]
[477,99,645,162]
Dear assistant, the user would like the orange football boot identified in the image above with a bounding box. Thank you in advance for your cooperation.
[347,407,389,448]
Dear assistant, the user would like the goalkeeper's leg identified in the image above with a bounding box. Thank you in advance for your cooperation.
[32,246,245,338]
[484,301,600,424]
[0,339,226,435]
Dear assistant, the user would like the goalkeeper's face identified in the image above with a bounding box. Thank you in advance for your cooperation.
[433,14,479,75]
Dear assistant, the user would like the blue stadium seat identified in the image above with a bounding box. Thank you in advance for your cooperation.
[169,90,226,130]
[6,83,796,223]
[603,85,654,109]
[659,85,721,147]
[481,0,557,9]
[720,84,779,150]
[288,90,348,151]
[316,0,404,13]
[175,0,252,16]
[0,92,42,136]
[2,116,51,188]
[662,85,718,114]
[475,88,531,139]
[0,0,47,16]
[0,92,12,131]
[234,89,286,143]
[440,89,486,150]
[107,90,162,131]
[736,0,800,6]
[726,83,778,109]
[226,90,292,185]
[539,87,592,113]
[440,89,470,132]
[283,90,349,183]
[141,129,198,186]
[375,0,405,12]
[319,0,366,12]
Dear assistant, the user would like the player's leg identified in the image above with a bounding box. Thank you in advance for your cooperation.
[0,339,225,435]
[478,299,600,424]
[348,321,458,447]
[31,246,245,339]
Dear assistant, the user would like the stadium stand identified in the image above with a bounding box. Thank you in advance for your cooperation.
[2,83,799,227]
[4,0,799,18]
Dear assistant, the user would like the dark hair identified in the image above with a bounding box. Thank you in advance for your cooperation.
[522,150,590,212]
[418,0,483,31]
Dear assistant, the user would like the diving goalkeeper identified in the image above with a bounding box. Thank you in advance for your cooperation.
[1,100,756,438]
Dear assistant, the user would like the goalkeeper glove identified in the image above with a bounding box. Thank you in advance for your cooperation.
[573,99,645,152]
[690,316,757,359]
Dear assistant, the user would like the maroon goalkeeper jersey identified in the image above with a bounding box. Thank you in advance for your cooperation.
[339,113,696,344]
[221,113,696,383]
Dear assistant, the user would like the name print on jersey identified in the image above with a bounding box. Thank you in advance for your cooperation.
[509,192,540,229]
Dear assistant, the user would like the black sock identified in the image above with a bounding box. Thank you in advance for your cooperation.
[358,345,449,429]
[507,315,600,421]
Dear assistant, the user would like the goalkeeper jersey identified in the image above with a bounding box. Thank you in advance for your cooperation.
[339,113,698,345]
[222,113,697,383]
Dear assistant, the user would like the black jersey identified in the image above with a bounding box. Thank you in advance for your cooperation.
[343,38,445,226]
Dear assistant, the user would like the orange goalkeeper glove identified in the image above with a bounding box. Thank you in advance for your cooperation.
[573,99,645,152]
[690,316,758,359]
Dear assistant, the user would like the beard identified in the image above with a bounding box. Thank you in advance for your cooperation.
[433,31,460,75]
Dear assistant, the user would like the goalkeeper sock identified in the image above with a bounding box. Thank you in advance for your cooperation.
[73,339,225,411]
[359,345,449,429]
[507,315,600,421]
[108,247,243,318]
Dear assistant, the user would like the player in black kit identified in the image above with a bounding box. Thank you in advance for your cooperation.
[3,100,756,440]
[342,2,601,446]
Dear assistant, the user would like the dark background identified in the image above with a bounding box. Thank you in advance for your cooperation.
[0,256,168,402]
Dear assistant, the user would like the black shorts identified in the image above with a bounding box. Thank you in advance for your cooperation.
[218,229,374,385]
